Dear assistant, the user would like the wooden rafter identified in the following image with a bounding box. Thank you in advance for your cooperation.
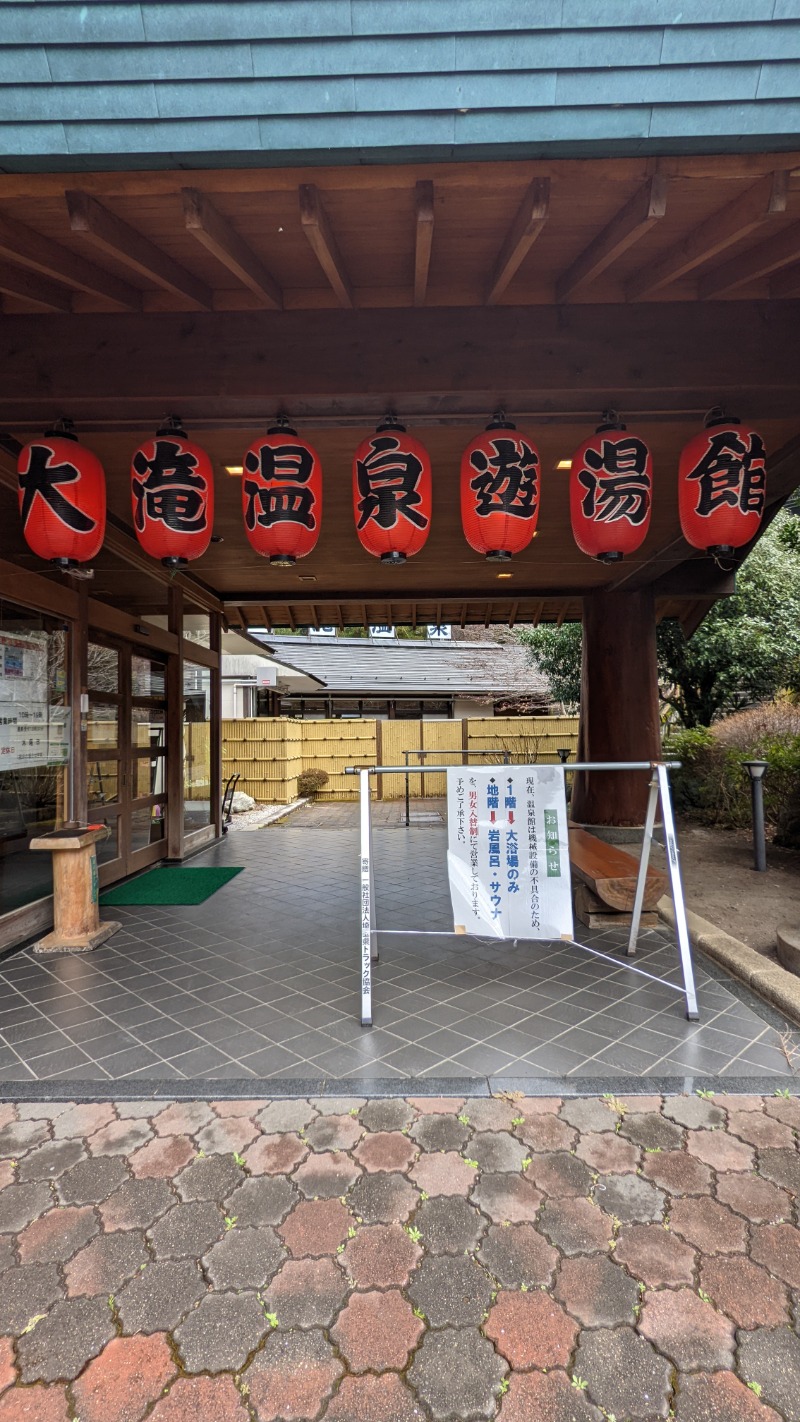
[770,261,800,299]
[486,177,550,305]
[66,190,213,310]
[414,180,435,306]
[556,173,667,303]
[182,188,282,310]
[700,220,800,298]
[625,170,789,301]
[299,184,353,308]
[0,263,72,312]
[0,208,141,310]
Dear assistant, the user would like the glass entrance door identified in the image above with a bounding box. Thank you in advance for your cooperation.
[87,640,168,884]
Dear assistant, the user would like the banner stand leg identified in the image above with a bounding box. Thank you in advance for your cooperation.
[359,769,374,1027]
[627,775,659,958]
[657,763,700,1021]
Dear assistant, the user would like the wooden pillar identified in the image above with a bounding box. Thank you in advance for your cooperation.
[166,585,184,859]
[70,582,89,826]
[571,588,660,827]
[210,611,222,838]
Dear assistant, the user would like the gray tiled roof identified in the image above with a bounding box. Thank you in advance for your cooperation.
[251,634,549,699]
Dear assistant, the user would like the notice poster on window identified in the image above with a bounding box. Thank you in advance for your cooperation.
[0,631,68,770]
[447,765,573,940]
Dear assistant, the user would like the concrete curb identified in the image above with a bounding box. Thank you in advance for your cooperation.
[657,895,800,1028]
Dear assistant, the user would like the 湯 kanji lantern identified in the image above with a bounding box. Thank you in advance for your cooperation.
[131,417,214,567]
[242,417,321,567]
[353,416,432,564]
[17,420,106,569]
[570,411,652,562]
[679,409,766,556]
[461,413,540,561]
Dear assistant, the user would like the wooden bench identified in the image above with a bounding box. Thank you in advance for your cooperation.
[568,826,667,929]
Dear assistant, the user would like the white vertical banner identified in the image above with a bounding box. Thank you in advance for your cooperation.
[447,765,573,939]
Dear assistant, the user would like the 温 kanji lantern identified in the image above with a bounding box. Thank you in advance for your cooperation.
[242,418,321,567]
[679,409,766,556]
[570,411,652,562]
[131,417,214,567]
[17,420,106,569]
[353,417,432,564]
[461,413,540,561]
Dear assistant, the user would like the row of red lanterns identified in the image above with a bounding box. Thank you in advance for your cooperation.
[16,410,766,572]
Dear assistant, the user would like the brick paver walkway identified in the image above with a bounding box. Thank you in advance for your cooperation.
[0,1091,798,1419]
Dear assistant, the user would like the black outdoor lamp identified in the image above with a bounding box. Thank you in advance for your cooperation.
[742,760,769,872]
[557,748,572,764]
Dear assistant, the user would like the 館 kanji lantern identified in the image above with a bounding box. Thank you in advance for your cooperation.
[353,417,432,564]
[17,420,106,569]
[461,414,540,561]
[570,411,653,562]
[242,419,322,567]
[131,417,214,567]
[679,409,766,556]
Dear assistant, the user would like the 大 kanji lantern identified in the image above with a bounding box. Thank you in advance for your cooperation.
[461,413,540,561]
[242,418,321,567]
[570,411,652,562]
[679,409,766,555]
[17,420,106,569]
[131,417,214,567]
[353,417,432,564]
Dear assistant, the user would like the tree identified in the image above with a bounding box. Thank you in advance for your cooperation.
[518,508,800,728]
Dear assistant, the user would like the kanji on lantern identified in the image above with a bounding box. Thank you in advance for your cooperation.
[679,412,766,554]
[461,415,540,561]
[131,419,214,567]
[570,413,652,562]
[353,418,432,564]
[242,420,321,567]
[17,422,106,568]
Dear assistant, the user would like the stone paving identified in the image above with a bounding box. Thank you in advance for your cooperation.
[0,1091,798,1418]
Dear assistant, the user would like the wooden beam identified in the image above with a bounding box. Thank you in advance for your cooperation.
[556,174,667,303]
[626,170,789,301]
[299,185,353,308]
[486,177,550,305]
[0,209,141,310]
[508,601,519,628]
[414,180,434,307]
[0,263,72,312]
[770,260,800,300]
[700,220,800,299]
[66,190,213,310]
[182,188,282,310]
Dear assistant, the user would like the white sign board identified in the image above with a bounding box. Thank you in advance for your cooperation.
[369,625,395,638]
[308,627,337,637]
[257,665,278,687]
[427,624,452,640]
[447,765,573,940]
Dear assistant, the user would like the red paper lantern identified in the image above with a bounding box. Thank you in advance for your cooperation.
[461,414,540,561]
[570,412,652,562]
[17,421,106,568]
[679,410,766,555]
[131,417,214,567]
[242,419,322,567]
[353,417,432,564]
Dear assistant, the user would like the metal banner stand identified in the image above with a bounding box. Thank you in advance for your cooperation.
[347,760,700,1028]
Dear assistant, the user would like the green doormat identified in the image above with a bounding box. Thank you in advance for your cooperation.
[100,865,244,906]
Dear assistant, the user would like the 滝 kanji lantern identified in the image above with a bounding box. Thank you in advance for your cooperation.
[679,409,766,556]
[242,418,322,567]
[461,413,540,561]
[570,411,652,562]
[17,420,106,569]
[353,417,432,564]
[131,417,214,567]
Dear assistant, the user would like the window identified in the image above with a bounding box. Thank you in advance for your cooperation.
[184,662,212,834]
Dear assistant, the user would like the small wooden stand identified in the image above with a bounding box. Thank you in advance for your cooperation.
[29,826,120,954]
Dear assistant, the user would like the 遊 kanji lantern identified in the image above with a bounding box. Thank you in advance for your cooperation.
[461,413,540,561]
[242,418,321,567]
[17,420,106,569]
[570,411,652,562]
[353,417,432,564]
[679,409,766,556]
[131,417,214,567]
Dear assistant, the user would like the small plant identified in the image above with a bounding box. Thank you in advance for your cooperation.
[775,1087,791,1098]
[572,1375,589,1391]
[458,1114,470,1125]
[297,768,330,798]
[521,1157,532,1171]
[405,1225,422,1242]
[20,1314,45,1336]
[747,1381,763,1397]
[602,1094,627,1116]
[497,1378,510,1397]
[264,1311,279,1329]
[696,1088,715,1100]
[464,1158,479,1170]
[233,1152,246,1168]
[347,1226,357,1238]
[420,1191,429,1201]
[413,1306,426,1320]
[511,1116,524,1127]
[224,1215,237,1231]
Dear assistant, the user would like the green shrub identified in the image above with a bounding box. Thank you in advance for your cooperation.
[665,702,800,835]
[297,769,330,797]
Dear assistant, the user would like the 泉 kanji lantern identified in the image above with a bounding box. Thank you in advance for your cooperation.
[17,420,106,569]
[570,411,653,562]
[461,413,540,561]
[131,417,214,567]
[242,418,322,567]
[679,409,766,556]
[353,417,432,564]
